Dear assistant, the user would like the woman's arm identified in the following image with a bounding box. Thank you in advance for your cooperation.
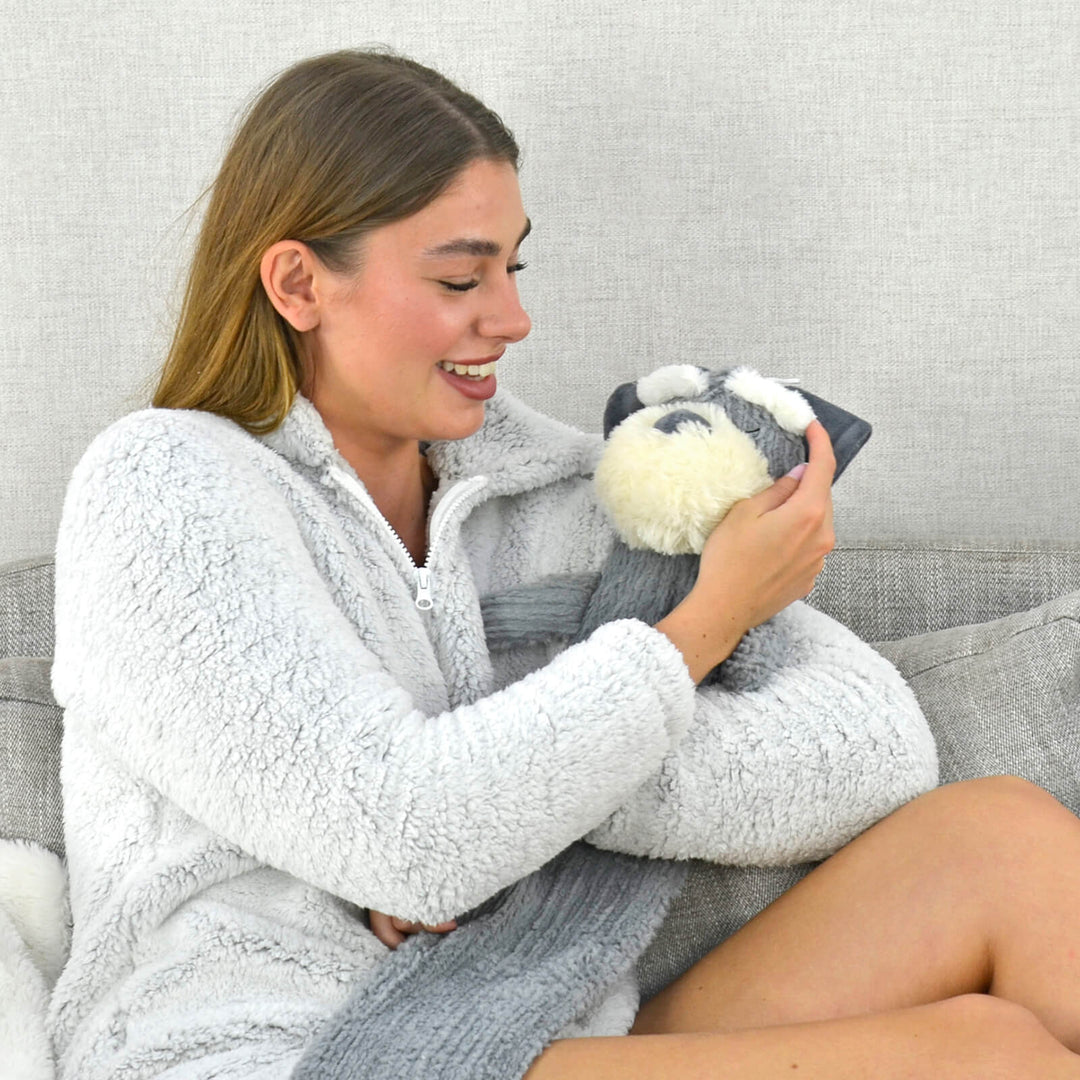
[52,411,695,926]
[586,599,939,864]
[588,422,938,863]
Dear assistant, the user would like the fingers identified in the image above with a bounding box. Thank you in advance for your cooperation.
[748,421,835,529]
[795,419,836,500]
[367,910,457,951]
[368,910,406,949]
[797,420,835,551]
[390,917,458,936]
[743,421,833,518]
[747,472,802,515]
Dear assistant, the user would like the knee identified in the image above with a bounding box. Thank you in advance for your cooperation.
[939,992,1040,1031]
[936,995,1072,1067]
[900,776,1071,880]
[947,774,1053,805]
[929,775,1064,838]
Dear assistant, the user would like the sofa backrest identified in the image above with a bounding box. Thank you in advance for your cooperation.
[3,1,1079,566]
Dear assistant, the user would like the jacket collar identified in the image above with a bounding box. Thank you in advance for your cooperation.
[258,389,602,499]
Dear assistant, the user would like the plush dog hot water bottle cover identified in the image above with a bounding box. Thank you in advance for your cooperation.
[483,363,871,690]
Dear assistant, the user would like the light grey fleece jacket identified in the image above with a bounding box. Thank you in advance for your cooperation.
[47,389,937,1079]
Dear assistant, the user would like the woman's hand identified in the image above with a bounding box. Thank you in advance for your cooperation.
[655,419,836,684]
[367,910,458,950]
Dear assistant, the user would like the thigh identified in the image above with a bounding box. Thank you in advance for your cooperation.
[633,776,1064,1036]
[528,996,1079,1080]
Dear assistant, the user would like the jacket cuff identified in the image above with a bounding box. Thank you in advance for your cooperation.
[586,619,697,744]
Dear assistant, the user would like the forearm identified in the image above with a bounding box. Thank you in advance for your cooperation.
[587,603,939,866]
[654,592,748,685]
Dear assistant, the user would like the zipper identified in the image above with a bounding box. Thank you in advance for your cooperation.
[328,467,488,610]
[414,567,433,610]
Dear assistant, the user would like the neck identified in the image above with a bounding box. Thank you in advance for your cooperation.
[301,379,437,563]
[335,433,435,564]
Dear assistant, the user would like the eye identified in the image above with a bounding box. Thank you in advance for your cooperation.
[439,262,528,294]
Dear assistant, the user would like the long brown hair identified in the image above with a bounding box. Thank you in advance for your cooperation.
[152,49,520,435]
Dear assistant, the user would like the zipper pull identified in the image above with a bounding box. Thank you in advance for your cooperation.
[414,567,433,610]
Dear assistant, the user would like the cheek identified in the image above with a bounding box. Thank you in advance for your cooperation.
[392,299,471,358]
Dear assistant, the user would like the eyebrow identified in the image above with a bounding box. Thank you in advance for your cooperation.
[421,217,532,260]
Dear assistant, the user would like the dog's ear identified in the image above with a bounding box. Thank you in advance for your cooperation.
[793,389,872,481]
[602,382,645,438]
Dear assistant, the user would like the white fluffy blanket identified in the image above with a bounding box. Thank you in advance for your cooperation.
[0,839,70,1080]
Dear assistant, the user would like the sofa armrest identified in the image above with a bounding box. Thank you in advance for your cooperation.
[0,658,63,858]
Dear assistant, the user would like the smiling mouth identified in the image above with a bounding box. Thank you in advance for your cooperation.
[437,360,498,379]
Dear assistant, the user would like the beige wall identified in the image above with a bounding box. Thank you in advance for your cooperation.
[3,0,1078,562]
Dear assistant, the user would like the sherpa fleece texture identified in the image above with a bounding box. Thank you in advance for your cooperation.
[47,389,937,1079]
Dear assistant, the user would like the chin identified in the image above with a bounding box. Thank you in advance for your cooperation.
[429,402,487,443]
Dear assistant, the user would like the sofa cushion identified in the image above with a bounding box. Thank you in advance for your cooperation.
[0,559,55,660]
[0,658,63,858]
[638,587,1080,1001]
[872,588,1080,811]
[6,547,1080,657]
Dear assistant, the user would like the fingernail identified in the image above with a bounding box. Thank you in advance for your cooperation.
[786,463,807,481]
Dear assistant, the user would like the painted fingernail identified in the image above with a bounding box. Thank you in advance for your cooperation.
[786,463,808,480]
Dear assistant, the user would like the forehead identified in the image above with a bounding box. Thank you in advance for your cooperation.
[375,160,528,255]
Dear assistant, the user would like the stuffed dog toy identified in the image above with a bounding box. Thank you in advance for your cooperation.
[482,364,871,690]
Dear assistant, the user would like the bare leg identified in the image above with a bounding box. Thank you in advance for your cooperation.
[525,996,1078,1079]
[633,777,1080,1047]
[522,777,1080,1079]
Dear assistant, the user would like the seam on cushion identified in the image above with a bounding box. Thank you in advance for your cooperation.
[895,613,1080,679]
[0,693,61,707]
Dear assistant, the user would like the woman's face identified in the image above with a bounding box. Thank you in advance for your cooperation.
[302,158,532,456]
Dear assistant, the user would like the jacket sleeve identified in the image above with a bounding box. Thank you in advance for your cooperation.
[584,600,940,865]
[51,413,695,924]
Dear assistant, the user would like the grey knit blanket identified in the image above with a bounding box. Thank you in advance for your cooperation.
[292,842,688,1080]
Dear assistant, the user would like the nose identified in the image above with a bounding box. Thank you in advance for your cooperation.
[477,279,532,344]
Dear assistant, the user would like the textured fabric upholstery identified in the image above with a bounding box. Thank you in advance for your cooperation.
[0,559,55,660]
[639,587,1080,1000]
[810,543,1080,641]
[0,560,62,854]
[5,548,1080,954]
[0,658,63,857]
[5,549,1080,667]
[874,591,1080,804]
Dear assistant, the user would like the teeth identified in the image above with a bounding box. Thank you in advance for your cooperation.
[438,360,497,378]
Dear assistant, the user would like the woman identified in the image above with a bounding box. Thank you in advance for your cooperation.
[48,48,1080,1079]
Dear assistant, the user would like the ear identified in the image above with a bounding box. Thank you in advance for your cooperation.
[259,241,322,332]
[602,381,644,438]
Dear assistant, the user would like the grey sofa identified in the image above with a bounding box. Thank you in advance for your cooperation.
[6,543,1080,1004]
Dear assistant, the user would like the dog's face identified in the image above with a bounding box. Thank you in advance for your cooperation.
[595,366,812,555]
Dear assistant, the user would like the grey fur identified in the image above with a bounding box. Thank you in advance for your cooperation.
[479,573,599,648]
[561,542,789,691]
[574,547,699,636]
[291,843,687,1080]
[603,366,806,482]
[572,544,792,692]
[483,367,812,690]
